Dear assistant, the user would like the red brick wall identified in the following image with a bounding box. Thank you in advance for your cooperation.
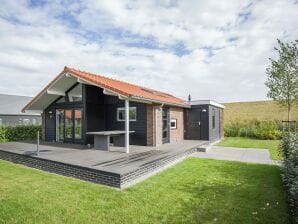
[146,104,163,146]
[169,107,184,143]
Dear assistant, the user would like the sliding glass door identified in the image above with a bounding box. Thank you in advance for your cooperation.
[56,108,82,142]
[65,109,73,141]
[56,109,65,142]
[74,109,82,139]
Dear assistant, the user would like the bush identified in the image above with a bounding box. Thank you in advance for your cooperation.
[280,133,298,223]
[224,120,282,140]
[0,125,41,142]
[0,126,8,142]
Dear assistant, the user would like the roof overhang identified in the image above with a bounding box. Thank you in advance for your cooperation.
[23,70,189,113]
[189,100,225,109]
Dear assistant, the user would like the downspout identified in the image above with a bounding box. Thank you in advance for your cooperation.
[152,106,155,147]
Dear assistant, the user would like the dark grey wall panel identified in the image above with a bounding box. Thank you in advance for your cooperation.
[85,85,105,144]
[184,105,209,140]
[208,105,221,142]
[44,108,55,141]
[184,104,223,142]
[104,95,147,146]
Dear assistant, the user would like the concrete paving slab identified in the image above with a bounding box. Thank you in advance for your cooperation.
[192,146,281,166]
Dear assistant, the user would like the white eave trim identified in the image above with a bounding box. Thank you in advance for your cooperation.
[23,110,43,114]
[189,100,225,109]
[46,89,66,96]
[131,95,189,108]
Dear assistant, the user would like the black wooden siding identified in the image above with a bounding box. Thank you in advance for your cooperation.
[44,84,147,145]
[104,95,147,146]
[84,85,105,144]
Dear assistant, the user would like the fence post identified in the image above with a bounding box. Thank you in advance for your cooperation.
[36,130,39,156]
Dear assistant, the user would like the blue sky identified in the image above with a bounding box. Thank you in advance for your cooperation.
[0,0,297,102]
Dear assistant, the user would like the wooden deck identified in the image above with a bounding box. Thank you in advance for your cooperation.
[0,140,208,188]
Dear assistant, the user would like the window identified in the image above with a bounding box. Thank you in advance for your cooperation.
[23,119,30,125]
[56,109,65,142]
[56,96,66,103]
[32,119,37,125]
[68,84,82,102]
[212,109,215,129]
[74,109,82,139]
[170,119,177,129]
[65,110,73,138]
[117,107,137,121]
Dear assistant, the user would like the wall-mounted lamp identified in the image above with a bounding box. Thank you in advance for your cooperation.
[49,110,53,119]
[202,109,207,112]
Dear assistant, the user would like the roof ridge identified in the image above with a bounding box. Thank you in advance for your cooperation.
[64,66,178,98]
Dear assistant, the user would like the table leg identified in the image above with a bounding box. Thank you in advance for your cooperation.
[94,135,110,151]
[113,135,125,147]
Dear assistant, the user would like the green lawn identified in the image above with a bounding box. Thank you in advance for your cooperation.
[0,158,289,224]
[216,137,282,160]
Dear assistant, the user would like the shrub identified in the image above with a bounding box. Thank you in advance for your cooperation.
[280,133,298,223]
[0,125,41,142]
[224,120,282,140]
[0,126,8,142]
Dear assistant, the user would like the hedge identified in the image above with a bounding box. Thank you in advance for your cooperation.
[0,125,41,142]
[224,120,282,140]
[280,133,298,223]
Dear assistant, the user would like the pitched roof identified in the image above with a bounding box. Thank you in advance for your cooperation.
[64,67,187,106]
[0,94,39,115]
[23,66,188,112]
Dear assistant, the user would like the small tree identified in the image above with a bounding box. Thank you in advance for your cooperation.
[265,39,298,123]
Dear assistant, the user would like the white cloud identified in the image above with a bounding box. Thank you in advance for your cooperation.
[0,0,297,103]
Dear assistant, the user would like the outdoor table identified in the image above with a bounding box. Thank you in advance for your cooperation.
[86,130,135,151]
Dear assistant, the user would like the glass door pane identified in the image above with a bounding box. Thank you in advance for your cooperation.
[56,109,65,142]
[65,109,73,139]
[74,109,82,139]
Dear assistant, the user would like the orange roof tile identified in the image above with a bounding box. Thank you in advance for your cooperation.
[23,66,188,112]
[64,67,187,107]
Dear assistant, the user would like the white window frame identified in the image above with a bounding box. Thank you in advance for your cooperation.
[22,118,30,125]
[117,107,137,121]
[170,119,177,129]
[32,118,37,125]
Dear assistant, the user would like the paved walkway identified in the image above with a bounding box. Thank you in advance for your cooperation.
[192,146,281,166]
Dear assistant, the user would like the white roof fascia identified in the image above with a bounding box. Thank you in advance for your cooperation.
[189,100,225,109]
[131,95,189,108]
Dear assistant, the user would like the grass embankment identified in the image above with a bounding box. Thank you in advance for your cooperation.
[217,137,282,160]
[0,158,289,224]
[223,100,298,123]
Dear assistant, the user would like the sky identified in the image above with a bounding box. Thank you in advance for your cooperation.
[0,0,297,103]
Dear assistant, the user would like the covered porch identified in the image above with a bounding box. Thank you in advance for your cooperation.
[23,67,189,153]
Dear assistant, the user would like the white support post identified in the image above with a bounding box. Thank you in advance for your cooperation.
[125,99,130,153]
[36,130,39,156]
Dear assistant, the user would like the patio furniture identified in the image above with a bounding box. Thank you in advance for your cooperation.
[86,130,135,151]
